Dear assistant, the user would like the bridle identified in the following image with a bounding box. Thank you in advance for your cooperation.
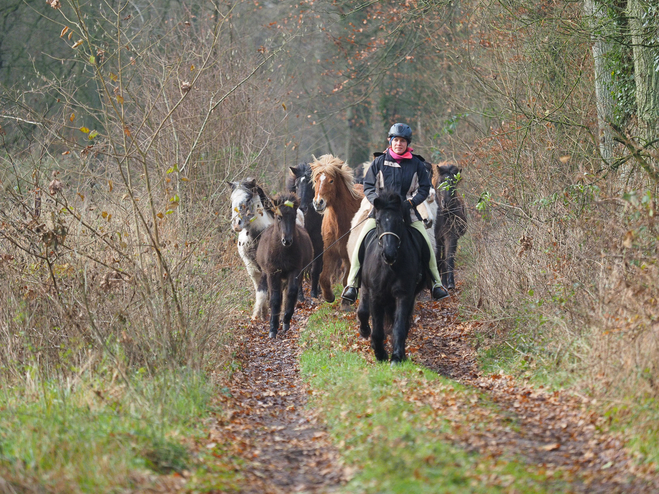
[378,231,401,249]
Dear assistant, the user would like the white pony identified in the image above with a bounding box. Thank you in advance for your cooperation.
[228,178,304,320]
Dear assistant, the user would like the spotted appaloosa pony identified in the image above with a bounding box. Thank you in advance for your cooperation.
[434,163,467,290]
[256,193,313,338]
[310,154,364,304]
[287,163,323,299]
[357,190,430,364]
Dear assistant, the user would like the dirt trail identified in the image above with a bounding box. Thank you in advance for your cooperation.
[209,287,659,493]
[214,305,345,494]
[408,287,659,493]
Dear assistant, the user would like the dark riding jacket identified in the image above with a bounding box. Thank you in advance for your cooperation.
[363,150,431,223]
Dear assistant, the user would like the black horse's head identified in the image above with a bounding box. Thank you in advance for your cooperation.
[272,192,300,247]
[436,164,462,205]
[288,163,314,214]
[373,190,408,266]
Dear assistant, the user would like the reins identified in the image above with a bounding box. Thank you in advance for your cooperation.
[295,215,370,280]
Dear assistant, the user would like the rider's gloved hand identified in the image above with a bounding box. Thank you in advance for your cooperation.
[403,199,413,215]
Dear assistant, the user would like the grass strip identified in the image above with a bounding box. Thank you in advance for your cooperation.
[0,368,242,493]
[299,305,570,493]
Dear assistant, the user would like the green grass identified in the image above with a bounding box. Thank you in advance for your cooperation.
[0,367,240,493]
[299,306,568,493]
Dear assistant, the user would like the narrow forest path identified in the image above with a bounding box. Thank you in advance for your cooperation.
[208,285,659,493]
[214,304,347,494]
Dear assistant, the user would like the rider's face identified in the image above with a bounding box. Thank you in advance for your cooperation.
[390,137,408,155]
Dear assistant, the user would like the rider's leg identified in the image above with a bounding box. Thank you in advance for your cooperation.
[341,218,376,303]
[410,221,449,300]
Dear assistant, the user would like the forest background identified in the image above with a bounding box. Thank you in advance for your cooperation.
[0,0,658,489]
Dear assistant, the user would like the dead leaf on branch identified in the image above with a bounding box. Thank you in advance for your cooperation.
[46,0,61,9]
[180,81,192,94]
[48,178,63,195]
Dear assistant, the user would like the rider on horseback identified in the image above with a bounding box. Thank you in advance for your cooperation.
[341,123,450,304]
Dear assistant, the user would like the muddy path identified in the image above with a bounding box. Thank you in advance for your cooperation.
[209,286,659,493]
[213,302,346,494]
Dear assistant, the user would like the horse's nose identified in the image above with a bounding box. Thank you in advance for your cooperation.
[281,237,292,247]
[231,217,243,232]
[313,198,325,212]
[382,250,397,265]
[299,203,308,213]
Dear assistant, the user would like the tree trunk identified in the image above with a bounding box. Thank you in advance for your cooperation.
[584,0,615,161]
[627,0,659,142]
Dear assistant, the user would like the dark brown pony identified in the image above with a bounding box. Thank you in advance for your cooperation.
[434,163,467,290]
[310,154,364,303]
[256,193,313,338]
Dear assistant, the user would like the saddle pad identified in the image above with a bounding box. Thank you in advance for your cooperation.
[358,228,378,266]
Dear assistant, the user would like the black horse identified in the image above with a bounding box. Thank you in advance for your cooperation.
[256,193,313,338]
[357,190,430,364]
[434,164,467,290]
[287,163,324,299]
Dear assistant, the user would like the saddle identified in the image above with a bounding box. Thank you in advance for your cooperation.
[358,226,431,283]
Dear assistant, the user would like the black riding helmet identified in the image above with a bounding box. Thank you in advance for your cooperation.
[388,123,413,144]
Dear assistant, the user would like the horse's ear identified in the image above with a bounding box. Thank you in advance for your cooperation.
[245,177,257,189]
[227,181,238,191]
[437,165,450,175]
[373,197,383,210]
[289,166,300,178]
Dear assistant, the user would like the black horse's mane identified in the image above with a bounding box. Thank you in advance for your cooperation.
[375,189,412,226]
[286,163,310,192]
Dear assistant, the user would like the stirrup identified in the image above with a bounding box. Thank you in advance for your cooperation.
[341,285,358,304]
[431,283,449,301]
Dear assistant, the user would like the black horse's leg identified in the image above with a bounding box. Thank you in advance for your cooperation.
[282,273,299,334]
[446,234,459,290]
[357,288,371,339]
[311,254,323,299]
[268,275,282,338]
[391,297,415,364]
[437,237,448,287]
[370,304,388,362]
[297,280,305,303]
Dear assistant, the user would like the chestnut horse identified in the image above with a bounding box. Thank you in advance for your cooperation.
[310,154,364,303]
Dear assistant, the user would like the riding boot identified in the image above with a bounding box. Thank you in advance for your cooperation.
[431,281,449,300]
[341,285,358,304]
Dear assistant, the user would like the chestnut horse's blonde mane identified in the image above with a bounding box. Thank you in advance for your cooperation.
[310,154,362,201]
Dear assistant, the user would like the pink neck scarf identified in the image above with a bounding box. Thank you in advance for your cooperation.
[389,147,413,162]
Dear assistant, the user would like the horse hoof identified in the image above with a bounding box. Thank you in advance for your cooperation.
[282,323,290,333]
[269,330,278,339]
[390,360,402,368]
[359,326,371,339]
